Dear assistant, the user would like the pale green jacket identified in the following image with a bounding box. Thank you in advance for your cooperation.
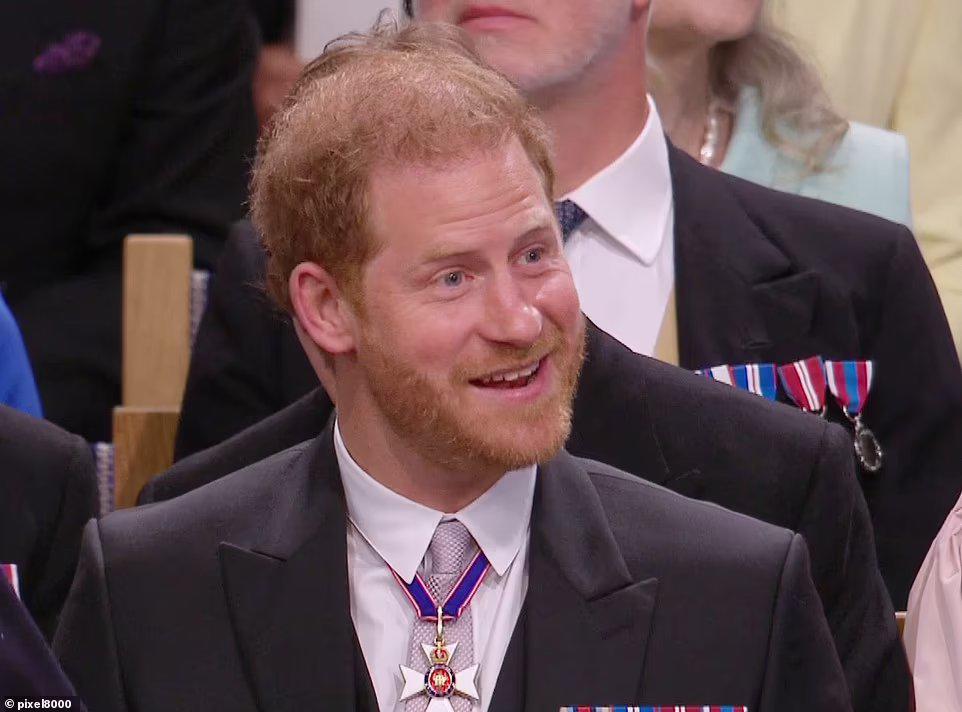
[721,89,913,230]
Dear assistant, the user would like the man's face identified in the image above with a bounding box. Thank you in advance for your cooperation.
[413,0,640,93]
[353,137,584,471]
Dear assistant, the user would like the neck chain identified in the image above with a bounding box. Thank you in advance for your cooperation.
[699,100,725,166]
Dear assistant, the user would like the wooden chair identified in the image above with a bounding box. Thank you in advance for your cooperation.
[104,235,200,510]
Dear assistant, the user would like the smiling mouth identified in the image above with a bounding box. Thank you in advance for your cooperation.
[470,357,544,389]
[458,5,529,24]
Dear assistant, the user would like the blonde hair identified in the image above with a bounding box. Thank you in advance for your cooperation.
[710,8,849,172]
[250,17,555,312]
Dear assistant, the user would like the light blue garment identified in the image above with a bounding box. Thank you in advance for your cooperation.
[0,295,42,417]
[721,88,913,229]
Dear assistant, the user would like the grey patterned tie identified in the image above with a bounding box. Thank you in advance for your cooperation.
[404,520,478,712]
[555,199,588,243]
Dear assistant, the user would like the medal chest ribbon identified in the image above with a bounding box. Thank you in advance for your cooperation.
[825,360,874,417]
[696,363,777,400]
[392,549,491,621]
[777,356,827,413]
[825,360,883,472]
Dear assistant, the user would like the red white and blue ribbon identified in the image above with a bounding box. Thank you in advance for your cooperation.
[696,363,777,401]
[777,356,827,413]
[825,360,874,417]
[392,551,490,621]
[1,563,19,599]
[825,359,883,472]
[559,707,748,711]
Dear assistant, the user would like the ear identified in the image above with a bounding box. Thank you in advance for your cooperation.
[289,261,358,356]
[293,319,338,405]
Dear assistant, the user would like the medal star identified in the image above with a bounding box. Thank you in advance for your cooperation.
[399,642,480,710]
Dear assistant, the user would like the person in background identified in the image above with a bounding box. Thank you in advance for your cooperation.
[0,0,258,443]
[407,0,962,612]
[0,406,97,640]
[248,0,304,131]
[648,0,911,227]
[0,295,42,418]
[904,489,962,711]
[771,0,962,353]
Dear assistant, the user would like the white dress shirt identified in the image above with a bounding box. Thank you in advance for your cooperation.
[335,421,535,712]
[563,96,675,356]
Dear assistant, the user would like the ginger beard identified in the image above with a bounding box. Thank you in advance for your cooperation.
[356,315,586,472]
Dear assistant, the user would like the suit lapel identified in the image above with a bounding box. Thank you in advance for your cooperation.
[669,143,830,369]
[219,426,367,712]
[521,452,658,710]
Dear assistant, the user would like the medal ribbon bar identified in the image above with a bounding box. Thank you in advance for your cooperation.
[825,360,874,417]
[558,706,749,711]
[778,356,827,413]
[696,363,776,400]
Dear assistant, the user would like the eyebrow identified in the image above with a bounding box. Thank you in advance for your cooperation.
[418,224,557,266]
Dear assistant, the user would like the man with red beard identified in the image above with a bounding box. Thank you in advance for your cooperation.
[56,23,849,712]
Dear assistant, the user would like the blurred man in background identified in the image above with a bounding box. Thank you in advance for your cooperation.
[0,0,258,442]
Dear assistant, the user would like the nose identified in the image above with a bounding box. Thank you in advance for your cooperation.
[479,272,543,348]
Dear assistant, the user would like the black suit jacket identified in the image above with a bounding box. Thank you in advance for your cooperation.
[0,406,98,639]
[248,0,295,44]
[0,0,258,442]
[145,322,909,712]
[668,146,962,609]
[0,578,83,703]
[59,425,851,711]
[174,143,962,607]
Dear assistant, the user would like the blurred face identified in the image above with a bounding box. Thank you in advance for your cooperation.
[649,0,763,46]
[355,136,585,471]
[413,0,643,93]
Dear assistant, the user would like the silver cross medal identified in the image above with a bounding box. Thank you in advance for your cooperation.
[399,607,480,711]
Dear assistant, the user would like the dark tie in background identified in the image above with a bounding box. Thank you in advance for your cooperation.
[554,199,588,242]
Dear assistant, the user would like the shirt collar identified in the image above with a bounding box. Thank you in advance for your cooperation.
[334,419,536,583]
[564,95,674,265]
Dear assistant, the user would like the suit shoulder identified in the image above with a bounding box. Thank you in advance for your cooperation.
[0,406,93,481]
[577,455,800,589]
[580,456,794,551]
[101,440,313,553]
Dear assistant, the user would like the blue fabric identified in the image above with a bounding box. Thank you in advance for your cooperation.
[0,295,42,417]
[721,88,913,229]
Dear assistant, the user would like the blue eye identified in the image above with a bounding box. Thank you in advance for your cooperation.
[443,271,464,287]
[522,247,543,264]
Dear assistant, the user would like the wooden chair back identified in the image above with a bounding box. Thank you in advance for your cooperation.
[112,235,192,508]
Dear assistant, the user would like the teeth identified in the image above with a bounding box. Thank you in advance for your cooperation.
[479,361,539,385]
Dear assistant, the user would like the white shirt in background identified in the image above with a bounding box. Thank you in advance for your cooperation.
[563,96,675,356]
